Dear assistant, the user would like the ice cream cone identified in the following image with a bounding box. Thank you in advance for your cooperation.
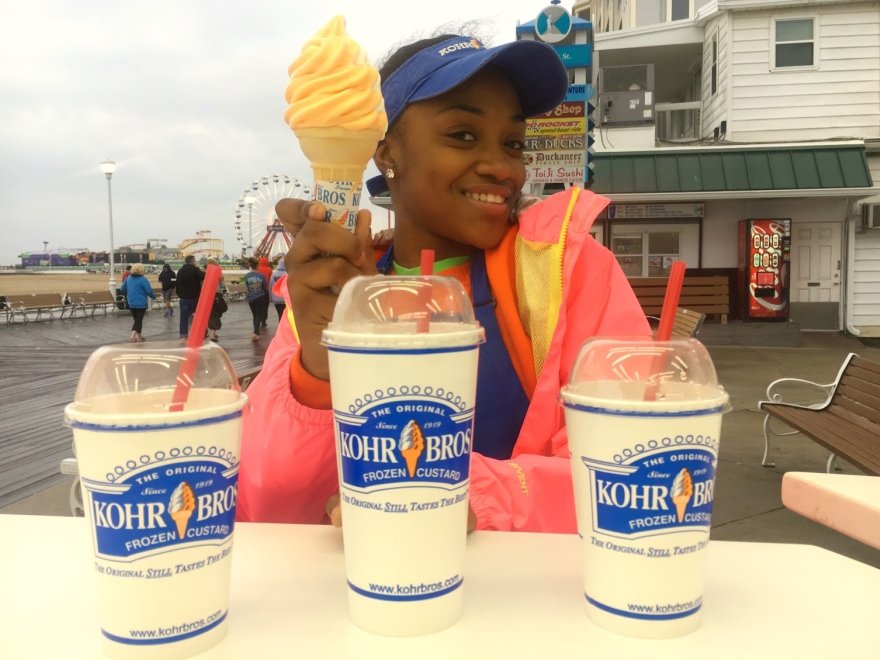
[401,447,422,478]
[172,510,192,538]
[673,495,690,523]
[295,126,384,182]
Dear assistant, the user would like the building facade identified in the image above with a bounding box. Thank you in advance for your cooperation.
[575,0,879,334]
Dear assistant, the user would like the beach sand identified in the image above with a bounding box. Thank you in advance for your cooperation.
[0,272,136,296]
[0,270,246,296]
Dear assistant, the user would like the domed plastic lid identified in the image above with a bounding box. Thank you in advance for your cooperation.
[562,337,728,409]
[67,341,241,418]
[322,275,484,348]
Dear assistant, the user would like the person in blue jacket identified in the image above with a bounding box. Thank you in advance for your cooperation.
[120,263,156,342]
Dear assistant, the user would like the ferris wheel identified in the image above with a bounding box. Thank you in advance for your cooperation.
[234,174,311,258]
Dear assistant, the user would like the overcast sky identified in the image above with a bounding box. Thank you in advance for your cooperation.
[0,0,558,265]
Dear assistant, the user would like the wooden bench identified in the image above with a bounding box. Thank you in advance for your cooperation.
[237,365,262,392]
[4,293,67,323]
[648,307,707,338]
[759,353,880,475]
[225,283,247,302]
[631,275,729,323]
[66,290,121,317]
[151,288,178,310]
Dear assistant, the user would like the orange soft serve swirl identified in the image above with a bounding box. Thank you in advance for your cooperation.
[284,16,387,132]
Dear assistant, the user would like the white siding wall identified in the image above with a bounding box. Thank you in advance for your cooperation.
[852,229,880,332]
[868,154,880,186]
[701,13,729,139]
[702,198,847,268]
[728,2,880,141]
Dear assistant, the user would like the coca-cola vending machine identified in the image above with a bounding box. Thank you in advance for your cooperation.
[737,219,791,320]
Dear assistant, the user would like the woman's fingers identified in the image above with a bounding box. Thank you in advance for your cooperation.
[325,493,342,527]
[353,210,377,275]
[289,218,367,269]
[275,199,326,237]
[291,255,365,294]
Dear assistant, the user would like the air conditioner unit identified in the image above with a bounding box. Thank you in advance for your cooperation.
[598,64,655,126]
[863,203,880,229]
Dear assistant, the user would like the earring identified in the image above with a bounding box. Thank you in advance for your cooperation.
[385,167,395,179]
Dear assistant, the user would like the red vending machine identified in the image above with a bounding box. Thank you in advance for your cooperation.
[737,219,791,320]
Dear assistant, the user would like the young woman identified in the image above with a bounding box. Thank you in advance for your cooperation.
[238,34,650,532]
[119,263,156,342]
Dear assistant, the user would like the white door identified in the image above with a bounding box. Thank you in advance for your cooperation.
[790,222,841,303]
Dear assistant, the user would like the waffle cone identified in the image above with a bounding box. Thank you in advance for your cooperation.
[294,127,383,182]
[401,447,421,478]
[673,495,689,523]
[172,510,192,538]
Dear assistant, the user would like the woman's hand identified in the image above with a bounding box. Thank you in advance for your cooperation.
[280,200,377,380]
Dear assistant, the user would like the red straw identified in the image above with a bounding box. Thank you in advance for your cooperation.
[170,264,222,411]
[656,261,687,341]
[417,249,434,333]
[645,261,687,401]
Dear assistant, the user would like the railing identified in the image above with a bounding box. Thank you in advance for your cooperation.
[655,101,702,143]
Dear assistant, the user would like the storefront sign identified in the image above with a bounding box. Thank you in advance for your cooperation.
[525,163,585,185]
[524,150,584,168]
[524,135,585,151]
[526,117,586,136]
[609,203,705,219]
[534,101,585,119]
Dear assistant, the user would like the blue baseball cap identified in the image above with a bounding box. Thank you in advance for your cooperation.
[366,35,568,197]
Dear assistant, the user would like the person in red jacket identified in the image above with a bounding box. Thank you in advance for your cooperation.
[237,33,650,532]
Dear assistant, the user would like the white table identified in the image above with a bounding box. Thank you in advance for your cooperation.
[782,471,880,550]
[1,515,878,658]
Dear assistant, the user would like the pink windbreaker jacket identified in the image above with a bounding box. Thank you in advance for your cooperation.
[237,189,650,532]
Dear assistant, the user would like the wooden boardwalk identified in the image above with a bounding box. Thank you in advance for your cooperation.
[0,301,272,509]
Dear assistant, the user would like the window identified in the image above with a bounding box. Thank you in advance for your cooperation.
[671,0,689,21]
[711,34,718,95]
[612,231,681,277]
[774,18,815,68]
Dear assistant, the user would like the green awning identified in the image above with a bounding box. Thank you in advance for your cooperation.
[591,145,873,195]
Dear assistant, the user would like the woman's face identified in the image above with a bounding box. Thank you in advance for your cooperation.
[384,67,527,259]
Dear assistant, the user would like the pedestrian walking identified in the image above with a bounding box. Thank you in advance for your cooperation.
[119,263,156,342]
[269,259,287,320]
[158,264,176,317]
[206,258,227,342]
[175,255,204,339]
[257,257,273,329]
[243,257,269,341]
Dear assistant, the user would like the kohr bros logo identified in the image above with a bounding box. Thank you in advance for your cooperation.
[580,443,717,539]
[85,459,238,559]
[334,388,473,491]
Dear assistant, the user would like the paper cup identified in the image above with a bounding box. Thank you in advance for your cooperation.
[313,179,362,232]
[64,342,247,658]
[323,275,484,636]
[561,338,729,639]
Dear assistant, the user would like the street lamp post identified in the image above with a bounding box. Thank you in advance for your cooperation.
[43,241,49,268]
[99,159,118,294]
[244,195,256,257]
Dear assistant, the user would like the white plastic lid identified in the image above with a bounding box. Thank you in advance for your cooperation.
[68,341,240,415]
[322,275,484,348]
[562,337,727,407]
